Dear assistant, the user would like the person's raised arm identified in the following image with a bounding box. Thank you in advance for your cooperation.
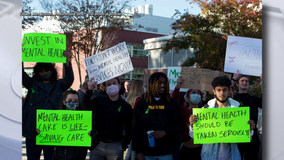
[61,50,74,91]
[22,62,33,89]
[231,70,240,88]
[172,76,184,103]
[84,78,97,110]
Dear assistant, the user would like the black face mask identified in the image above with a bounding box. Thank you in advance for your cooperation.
[216,95,229,103]
[39,72,52,81]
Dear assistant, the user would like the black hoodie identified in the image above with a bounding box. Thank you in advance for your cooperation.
[132,96,184,156]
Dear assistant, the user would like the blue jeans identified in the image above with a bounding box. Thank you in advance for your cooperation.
[25,136,54,160]
[144,154,173,160]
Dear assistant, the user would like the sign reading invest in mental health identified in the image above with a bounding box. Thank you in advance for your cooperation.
[84,42,134,84]
[36,110,92,147]
[180,67,231,92]
[192,107,250,144]
[224,36,262,77]
[22,33,66,63]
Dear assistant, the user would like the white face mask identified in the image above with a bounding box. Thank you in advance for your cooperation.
[106,85,119,96]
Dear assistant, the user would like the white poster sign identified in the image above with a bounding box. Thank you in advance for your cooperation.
[84,42,134,84]
[167,67,188,92]
[224,36,262,77]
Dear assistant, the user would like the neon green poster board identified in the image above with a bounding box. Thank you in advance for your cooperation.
[22,33,66,63]
[36,110,92,147]
[192,107,250,144]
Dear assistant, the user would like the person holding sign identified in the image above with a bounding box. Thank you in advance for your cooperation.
[189,76,255,160]
[231,70,262,160]
[132,72,184,160]
[172,76,203,160]
[84,77,133,160]
[53,89,88,160]
[22,50,74,160]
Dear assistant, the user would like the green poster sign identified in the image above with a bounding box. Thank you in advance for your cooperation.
[36,110,92,147]
[192,107,250,144]
[22,33,66,63]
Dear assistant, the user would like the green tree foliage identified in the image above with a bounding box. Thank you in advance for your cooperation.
[163,0,262,71]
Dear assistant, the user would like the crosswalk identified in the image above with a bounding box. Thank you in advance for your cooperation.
[22,137,91,160]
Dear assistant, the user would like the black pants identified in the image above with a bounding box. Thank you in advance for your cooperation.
[179,144,202,160]
[25,136,54,160]
[238,129,260,160]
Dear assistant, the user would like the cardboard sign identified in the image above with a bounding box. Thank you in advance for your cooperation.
[167,67,188,92]
[85,42,134,84]
[36,110,92,147]
[180,67,231,91]
[22,33,66,63]
[224,36,262,77]
[143,68,168,87]
[192,107,250,144]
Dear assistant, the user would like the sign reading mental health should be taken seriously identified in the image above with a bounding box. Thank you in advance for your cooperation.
[22,33,66,63]
[180,67,231,92]
[85,42,134,84]
[167,67,188,92]
[36,110,92,147]
[224,36,262,77]
[192,107,250,144]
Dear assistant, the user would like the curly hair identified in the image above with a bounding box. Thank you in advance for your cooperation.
[145,72,170,104]
[211,76,231,89]
[33,63,58,82]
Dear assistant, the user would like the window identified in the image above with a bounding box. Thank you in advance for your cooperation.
[120,68,144,81]
[127,44,148,58]
[132,69,144,80]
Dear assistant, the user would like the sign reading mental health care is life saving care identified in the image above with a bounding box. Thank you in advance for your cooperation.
[36,110,92,147]
[22,33,66,63]
[224,36,262,77]
[85,42,134,84]
[192,107,250,144]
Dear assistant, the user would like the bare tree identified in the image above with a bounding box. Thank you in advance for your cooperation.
[22,0,43,30]
[39,0,140,85]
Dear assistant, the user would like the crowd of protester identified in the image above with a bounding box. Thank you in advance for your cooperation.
[22,51,262,160]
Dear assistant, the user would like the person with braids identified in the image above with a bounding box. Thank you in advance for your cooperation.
[132,72,184,160]
[53,89,88,160]
[189,76,256,160]
[22,50,74,160]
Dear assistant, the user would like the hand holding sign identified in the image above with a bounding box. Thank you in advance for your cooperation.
[233,70,240,81]
[88,78,98,91]
[248,120,255,132]
[176,76,184,89]
[189,115,198,127]
[62,50,71,66]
